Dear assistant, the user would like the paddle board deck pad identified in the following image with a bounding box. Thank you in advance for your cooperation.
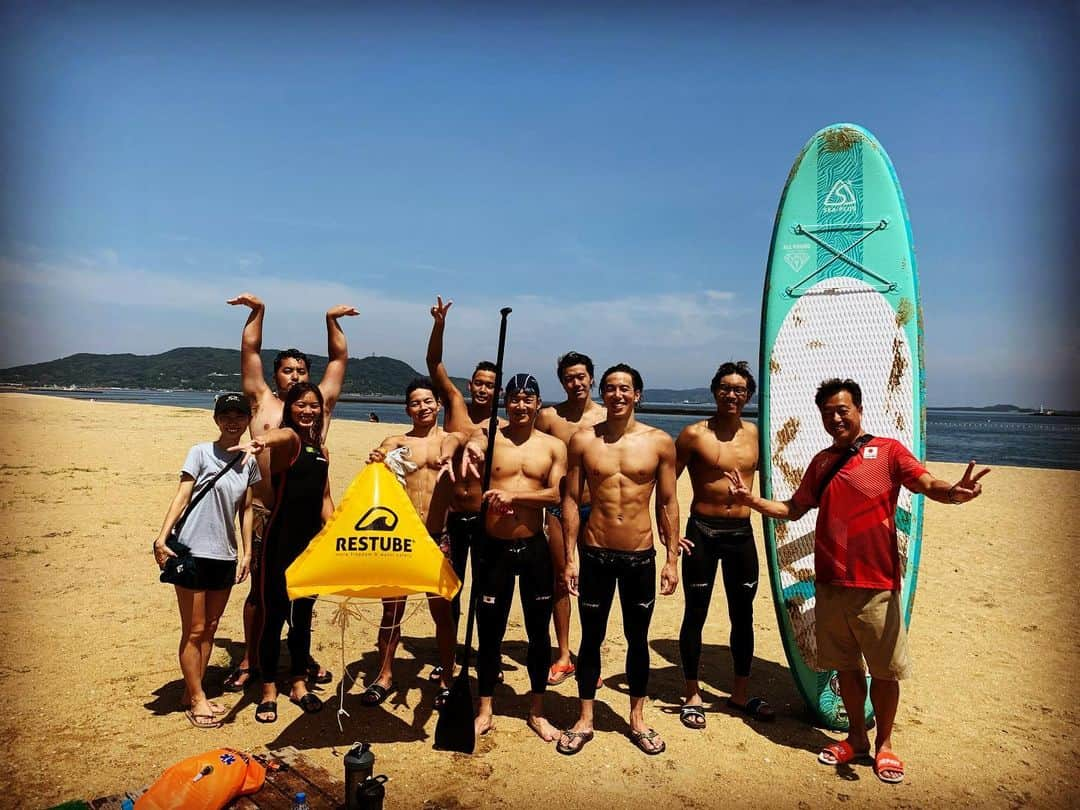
[758,123,925,730]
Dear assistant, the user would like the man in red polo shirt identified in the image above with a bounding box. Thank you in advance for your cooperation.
[727,378,989,785]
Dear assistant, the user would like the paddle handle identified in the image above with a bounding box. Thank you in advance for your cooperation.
[460,306,511,677]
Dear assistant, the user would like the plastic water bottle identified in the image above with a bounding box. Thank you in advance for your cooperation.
[292,792,311,810]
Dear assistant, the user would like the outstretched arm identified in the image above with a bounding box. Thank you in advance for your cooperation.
[908,460,990,504]
[725,470,809,521]
[230,428,301,474]
[319,304,359,412]
[425,296,468,429]
[227,293,270,400]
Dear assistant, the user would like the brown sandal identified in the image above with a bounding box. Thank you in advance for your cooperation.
[629,728,666,755]
[556,729,594,755]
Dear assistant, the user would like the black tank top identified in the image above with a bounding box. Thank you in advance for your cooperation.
[266,440,329,567]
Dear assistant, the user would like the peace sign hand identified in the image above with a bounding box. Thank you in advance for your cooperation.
[430,296,453,324]
[724,470,753,504]
[948,460,991,504]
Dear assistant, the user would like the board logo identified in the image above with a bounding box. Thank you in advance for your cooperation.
[784,252,810,272]
[354,506,399,532]
[823,180,857,210]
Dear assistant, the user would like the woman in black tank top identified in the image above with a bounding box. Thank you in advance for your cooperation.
[234,382,332,723]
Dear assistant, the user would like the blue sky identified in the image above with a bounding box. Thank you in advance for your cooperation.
[2,2,1076,407]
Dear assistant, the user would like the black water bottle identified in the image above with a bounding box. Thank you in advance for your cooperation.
[355,775,388,810]
[344,743,375,810]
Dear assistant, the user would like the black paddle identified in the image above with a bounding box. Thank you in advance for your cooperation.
[434,306,512,753]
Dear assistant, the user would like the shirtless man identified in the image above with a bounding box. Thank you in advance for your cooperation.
[675,361,773,730]
[362,378,458,708]
[426,297,502,645]
[224,292,357,691]
[558,364,680,756]
[535,351,606,685]
[457,374,566,742]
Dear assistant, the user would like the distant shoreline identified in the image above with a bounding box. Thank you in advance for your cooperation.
[2,383,1076,418]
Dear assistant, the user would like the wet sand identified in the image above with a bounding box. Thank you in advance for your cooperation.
[0,392,1077,808]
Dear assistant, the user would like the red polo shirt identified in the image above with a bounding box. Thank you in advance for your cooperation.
[791,437,927,590]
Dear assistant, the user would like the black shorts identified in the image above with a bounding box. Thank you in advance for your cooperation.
[185,557,237,591]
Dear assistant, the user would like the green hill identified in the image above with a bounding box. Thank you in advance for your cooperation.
[0,347,468,396]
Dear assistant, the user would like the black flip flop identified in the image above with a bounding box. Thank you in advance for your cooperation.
[556,729,594,756]
[726,697,775,721]
[360,682,397,707]
[290,693,324,714]
[306,663,333,685]
[680,705,706,730]
[223,667,259,692]
[254,700,278,724]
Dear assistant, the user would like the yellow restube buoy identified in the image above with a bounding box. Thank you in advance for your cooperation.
[285,463,461,601]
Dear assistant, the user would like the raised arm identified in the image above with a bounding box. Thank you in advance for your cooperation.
[426,296,468,428]
[319,304,359,412]
[227,293,270,399]
[656,436,681,595]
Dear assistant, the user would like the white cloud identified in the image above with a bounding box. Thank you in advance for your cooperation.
[1,251,755,391]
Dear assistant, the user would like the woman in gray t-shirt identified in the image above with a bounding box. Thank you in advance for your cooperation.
[152,393,261,729]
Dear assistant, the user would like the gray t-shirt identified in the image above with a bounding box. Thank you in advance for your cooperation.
[177,443,262,561]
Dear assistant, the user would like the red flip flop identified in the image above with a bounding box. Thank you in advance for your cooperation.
[818,740,870,766]
[874,750,905,784]
[547,662,576,685]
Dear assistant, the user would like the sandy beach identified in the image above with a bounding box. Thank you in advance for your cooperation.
[0,392,1077,808]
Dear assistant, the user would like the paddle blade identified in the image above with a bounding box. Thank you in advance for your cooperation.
[433,674,475,753]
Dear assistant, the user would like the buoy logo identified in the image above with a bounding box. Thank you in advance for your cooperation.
[354,506,399,532]
[823,180,857,209]
[784,252,810,272]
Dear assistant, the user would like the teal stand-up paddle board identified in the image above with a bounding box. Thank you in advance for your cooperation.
[759,123,925,730]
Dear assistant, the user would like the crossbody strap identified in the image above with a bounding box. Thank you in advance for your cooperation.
[173,451,244,535]
[813,434,875,503]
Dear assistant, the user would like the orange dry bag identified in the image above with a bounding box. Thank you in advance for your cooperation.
[134,748,265,810]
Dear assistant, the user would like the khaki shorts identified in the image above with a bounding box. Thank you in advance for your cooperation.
[245,504,272,607]
[815,584,912,680]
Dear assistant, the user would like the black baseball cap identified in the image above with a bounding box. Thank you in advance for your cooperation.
[214,392,252,417]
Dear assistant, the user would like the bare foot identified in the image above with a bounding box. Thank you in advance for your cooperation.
[474,713,494,736]
[182,697,226,714]
[527,714,560,742]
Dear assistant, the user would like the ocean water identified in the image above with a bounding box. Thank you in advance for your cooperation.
[15,389,1080,471]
